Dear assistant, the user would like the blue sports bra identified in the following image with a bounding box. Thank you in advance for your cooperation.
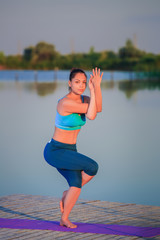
[55,95,86,130]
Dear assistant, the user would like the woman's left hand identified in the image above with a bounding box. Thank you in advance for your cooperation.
[90,67,103,86]
[88,75,94,91]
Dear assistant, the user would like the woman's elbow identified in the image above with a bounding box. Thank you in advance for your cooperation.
[86,113,97,120]
[97,107,102,113]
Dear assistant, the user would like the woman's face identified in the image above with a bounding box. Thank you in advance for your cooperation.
[68,73,87,95]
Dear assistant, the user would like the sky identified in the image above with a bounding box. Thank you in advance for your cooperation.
[0,0,160,55]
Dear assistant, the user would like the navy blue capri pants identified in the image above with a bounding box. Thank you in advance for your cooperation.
[43,138,98,188]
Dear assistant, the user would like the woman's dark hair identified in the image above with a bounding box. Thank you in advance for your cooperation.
[69,68,87,81]
[68,68,87,91]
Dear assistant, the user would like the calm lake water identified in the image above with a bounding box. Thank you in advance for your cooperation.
[0,70,160,206]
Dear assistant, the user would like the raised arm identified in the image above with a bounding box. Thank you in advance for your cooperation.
[91,67,103,112]
[85,75,97,120]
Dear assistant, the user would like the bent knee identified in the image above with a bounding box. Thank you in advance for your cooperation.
[91,162,99,175]
[86,161,99,176]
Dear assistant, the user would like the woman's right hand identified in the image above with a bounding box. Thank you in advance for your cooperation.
[91,67,103,86]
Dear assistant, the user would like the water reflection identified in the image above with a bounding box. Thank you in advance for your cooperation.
[118,79,160,99]
[33,82,57,96]
[1,79,160,99]
[101,80,115,89]
[0,81,58,96]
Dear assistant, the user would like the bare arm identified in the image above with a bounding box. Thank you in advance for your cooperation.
[91,68,103,112]
[59,99,88,114]
[85,76,97,120]
[57,68,102,117]
[59,77,96,120]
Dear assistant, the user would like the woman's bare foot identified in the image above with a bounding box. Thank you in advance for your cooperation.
[60,218,77,228]
[59,190,68,213]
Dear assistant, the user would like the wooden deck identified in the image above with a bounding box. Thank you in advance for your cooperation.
[0,194,160,239]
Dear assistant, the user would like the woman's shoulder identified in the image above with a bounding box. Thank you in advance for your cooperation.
[58,95,72,103]
[58,95,66,102]
[57,95,90,107]
[57,95,74,110]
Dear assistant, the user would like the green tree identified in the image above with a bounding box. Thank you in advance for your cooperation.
[33,41,58,62]
[23,41,59,69]
[119,39,143,59]
[23,46,34,61]
[6,55,22,69]
[155,55,160,70]
[0,51,5,65]
[2,39,160,72]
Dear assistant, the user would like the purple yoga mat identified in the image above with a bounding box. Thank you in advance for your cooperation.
[0,218,160,237]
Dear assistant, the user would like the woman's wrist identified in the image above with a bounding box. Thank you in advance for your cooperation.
[93,82,101,88]
[90,88,95,95]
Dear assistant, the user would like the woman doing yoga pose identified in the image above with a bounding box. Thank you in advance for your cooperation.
[44,67,103,228]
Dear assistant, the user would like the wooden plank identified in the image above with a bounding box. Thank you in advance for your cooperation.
[0,194,160,239]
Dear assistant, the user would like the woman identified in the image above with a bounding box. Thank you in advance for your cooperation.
[44,67,103,228]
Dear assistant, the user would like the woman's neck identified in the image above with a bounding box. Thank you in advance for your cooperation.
[67,91,81,101]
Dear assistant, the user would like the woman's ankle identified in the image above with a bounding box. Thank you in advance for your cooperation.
[61,214,68,221]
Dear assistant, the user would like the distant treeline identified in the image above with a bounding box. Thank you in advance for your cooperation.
[0,39,160,72]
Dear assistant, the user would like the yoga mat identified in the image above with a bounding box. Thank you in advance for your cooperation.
[0,218,160,237]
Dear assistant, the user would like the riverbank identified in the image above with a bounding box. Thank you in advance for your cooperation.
[0,194,160,239]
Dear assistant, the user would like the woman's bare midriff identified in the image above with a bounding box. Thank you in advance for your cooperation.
[52,127,81,144]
